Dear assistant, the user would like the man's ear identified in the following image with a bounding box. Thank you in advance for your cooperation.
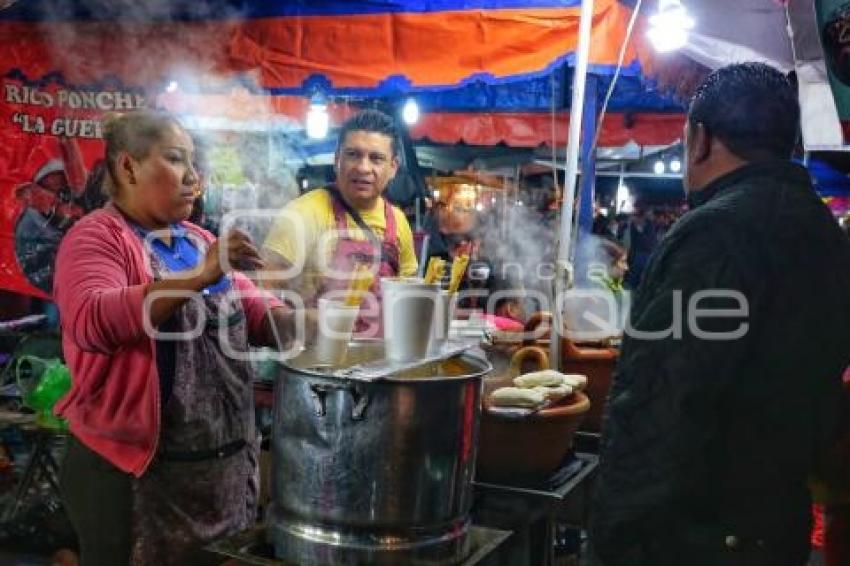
[118,152,137,185]
[692,122,712,164]
[388,155,400,179]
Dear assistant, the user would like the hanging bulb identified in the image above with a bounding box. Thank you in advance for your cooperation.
[648,0,695,53]
[306,102,329,140]
[402,98,420,125]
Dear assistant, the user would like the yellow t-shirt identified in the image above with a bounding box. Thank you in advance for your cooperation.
[263,188,418,298]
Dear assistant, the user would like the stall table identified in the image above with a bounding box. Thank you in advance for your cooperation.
[472,452,599,565]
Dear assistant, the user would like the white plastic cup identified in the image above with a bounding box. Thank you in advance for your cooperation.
[314,297,360,365]
[427,290,457,356]
[381,277,440,362]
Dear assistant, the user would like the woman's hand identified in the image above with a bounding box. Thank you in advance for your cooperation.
[198,229,265,286]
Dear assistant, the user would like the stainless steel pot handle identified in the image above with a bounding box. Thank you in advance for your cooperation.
[309,383,370,421]
[349,385,369,421]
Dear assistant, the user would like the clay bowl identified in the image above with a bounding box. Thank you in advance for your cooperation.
[476,346,591,484]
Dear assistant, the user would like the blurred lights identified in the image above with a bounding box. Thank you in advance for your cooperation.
[648,0,695,53]
[616,183,633,214]
[475,203,484,212]
[670,158,682,173]
[306,102,329,139]
[402,98,420,125]
[165,80,179,93]
[653,160,666,175]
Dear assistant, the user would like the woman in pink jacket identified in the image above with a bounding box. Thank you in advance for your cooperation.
[53,109,297,565]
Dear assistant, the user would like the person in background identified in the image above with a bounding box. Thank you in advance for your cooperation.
[263,110,417,336]
[486,274,526,332]
[613,213,629,241]
[14,158,85,294]
[588,238,628,296]
[620,205,657,289]
[810,367,850,566]
[592,212,617,240]
[53,109,298,565]
[590,63,850,565]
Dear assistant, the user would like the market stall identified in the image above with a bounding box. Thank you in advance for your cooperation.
[9,1,845,565]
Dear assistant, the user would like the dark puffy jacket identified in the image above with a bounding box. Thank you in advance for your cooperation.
[590,161,850,566]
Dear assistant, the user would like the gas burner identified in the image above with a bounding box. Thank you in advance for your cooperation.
[206,524,510,566]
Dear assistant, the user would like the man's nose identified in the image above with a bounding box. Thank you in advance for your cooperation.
[353,155,371,171]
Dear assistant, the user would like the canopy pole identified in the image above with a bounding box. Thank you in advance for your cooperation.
[575,74,600,280]
[552,0,595,372]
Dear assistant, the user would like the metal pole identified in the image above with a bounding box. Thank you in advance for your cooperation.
[502,179,509,239]
[575,74,599,282]
[552,0,595,372]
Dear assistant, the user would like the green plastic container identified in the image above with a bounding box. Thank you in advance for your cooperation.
[15,356,71,431]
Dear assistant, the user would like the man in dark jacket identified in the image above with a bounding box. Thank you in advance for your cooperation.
[590,63,850,565]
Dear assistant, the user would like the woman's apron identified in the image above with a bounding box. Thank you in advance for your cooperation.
[130,244,258,565]
[314,189,401,338]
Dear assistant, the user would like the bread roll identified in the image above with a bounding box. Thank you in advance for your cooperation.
[533,384,573,402]
[561,374,587,390]
[490,387,546,408]
[513,370,565,388]
[513,370,588,391]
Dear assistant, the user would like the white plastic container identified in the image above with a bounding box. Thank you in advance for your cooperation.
[381,277,440,362]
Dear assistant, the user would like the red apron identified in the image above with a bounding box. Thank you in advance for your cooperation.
[314,189,401,338]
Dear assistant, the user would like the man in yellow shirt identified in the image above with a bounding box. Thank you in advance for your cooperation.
[263,110,417,337]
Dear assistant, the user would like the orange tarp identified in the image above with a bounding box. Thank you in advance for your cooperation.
[0,0,648,91]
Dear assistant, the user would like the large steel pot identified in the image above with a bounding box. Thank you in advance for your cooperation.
[268,341,491,564]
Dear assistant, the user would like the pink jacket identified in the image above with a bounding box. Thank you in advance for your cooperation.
[54,204,278,477]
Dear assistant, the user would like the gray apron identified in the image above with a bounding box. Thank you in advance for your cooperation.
[130,249,258,565]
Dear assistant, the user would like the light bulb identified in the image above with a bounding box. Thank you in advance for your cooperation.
[653,160,666,175]
[648,0,695,53]
[402,98,420,125]
[306,103,329,139]
[670,158,682,173]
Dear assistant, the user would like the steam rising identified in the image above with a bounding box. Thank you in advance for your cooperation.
[27,1,304,243]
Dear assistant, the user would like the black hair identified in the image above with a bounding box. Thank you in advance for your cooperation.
[688,62,800,161]
[337,109,399,156]
[81,159,109,212]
